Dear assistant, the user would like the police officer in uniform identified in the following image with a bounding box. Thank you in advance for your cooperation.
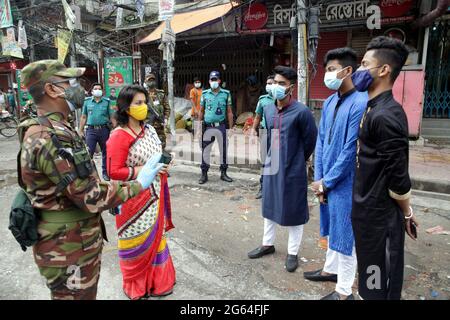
[145,73,170,150]
[250,75,275,199]
[199,71,234,184]
[18,60,164,300]
[79,83,116,181]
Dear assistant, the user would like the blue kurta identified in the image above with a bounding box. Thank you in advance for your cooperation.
[262,99,317,226]
[314,89,368,256]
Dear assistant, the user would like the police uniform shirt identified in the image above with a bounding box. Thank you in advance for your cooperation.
[82,97,113,126]
[255,94,274,129]
[200,88,232,124]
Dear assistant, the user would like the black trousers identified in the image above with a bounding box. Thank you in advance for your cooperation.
[352,206,405,300]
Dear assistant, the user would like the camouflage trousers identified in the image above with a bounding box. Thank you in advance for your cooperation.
[153,122,166,150]
[33,214,104,300]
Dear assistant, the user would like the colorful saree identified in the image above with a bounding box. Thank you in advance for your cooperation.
[109,125,175,299]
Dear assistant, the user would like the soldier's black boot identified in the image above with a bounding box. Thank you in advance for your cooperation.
[220,169,233,182]
[199,170,208,184]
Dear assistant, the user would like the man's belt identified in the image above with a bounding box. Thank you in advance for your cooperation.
[86,124,109,129]
[205,121,226,128]
[39,208,97,223]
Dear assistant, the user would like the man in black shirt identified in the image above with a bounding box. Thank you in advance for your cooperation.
[351,36,419,300]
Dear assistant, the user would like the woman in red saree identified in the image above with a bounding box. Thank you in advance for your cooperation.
[106,85,175,299]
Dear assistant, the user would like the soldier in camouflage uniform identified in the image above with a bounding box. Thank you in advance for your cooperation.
[18,60,162,300]
[144,73,170,150]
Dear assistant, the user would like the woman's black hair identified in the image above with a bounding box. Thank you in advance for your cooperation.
[116,85,149,126]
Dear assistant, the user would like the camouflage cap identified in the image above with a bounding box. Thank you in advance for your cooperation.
[145,73,156,81]
[21,60,85,89]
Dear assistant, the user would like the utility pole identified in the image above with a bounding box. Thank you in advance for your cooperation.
[70,33,79,127]
[297,0,308,104]
[165,20,176,145]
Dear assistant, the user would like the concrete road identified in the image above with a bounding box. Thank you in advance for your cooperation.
[0,160,449,300]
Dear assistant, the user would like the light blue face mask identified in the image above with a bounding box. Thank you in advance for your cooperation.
[323,67,350,91]
[210,81,219,90]
[271,84,291,100]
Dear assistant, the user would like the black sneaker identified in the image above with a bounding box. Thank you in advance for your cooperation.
[103,174,110,181]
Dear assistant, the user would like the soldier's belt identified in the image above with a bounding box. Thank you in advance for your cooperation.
[40,208,97,223]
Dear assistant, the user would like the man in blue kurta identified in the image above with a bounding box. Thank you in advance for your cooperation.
[304,48,367,300]
[248,66,317,273]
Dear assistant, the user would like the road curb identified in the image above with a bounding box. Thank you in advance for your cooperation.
[411,177,450,195]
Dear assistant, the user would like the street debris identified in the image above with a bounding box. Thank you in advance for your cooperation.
[426,226,450,235]
[405,264,419,271]
[241,215,248,222]
[300,257,308,263]
[318,237,328,250]
[431,290,439,298]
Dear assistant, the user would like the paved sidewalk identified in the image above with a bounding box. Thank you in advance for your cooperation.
[409,144,450,194]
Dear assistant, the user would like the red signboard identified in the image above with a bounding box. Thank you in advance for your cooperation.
[243,3,268,30]
[380,0,414,18]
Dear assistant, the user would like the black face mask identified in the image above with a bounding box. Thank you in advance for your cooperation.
[53,81,86,111]
[146,81,157,89]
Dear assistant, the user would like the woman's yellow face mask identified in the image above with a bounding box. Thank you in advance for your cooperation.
[128,104,148,121]
[127,92,148,121]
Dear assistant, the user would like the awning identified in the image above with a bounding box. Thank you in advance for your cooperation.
[138,3,234,44]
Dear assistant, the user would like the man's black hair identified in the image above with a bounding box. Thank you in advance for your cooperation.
[193,77,200,82]
[366,36,409,83]
[116,85,148,126]
[267,75,275,80]
[323,47,358,73]
[273,66,297,84]
[91,82,103,91]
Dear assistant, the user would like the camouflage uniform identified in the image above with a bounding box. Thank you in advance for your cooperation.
[145,74,170,150]
[19,60,143,300]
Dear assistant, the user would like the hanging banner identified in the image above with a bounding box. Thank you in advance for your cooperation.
[57,29,72,63]
[136,0,145,22]
[0,0,13,28]
[1,28,23,58]
[158,0,174,21]
[16,70,32,107]
[18,20,28,49]
[62,0,76,30]
[104,56,133,108]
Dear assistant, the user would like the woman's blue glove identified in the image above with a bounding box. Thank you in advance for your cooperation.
[136,153,164,189]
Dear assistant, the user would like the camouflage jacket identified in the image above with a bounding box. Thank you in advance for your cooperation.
[19,112,142,213]
[148,89,170,123]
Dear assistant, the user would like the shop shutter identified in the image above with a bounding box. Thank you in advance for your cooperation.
[309,31,348,101]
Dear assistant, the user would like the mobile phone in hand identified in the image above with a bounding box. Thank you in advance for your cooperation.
[159,152,173,165]
[410,221,417,239]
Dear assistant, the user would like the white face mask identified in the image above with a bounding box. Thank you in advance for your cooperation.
[210,81,219,90]
[92,89,103,97]
[194,82,201,88]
